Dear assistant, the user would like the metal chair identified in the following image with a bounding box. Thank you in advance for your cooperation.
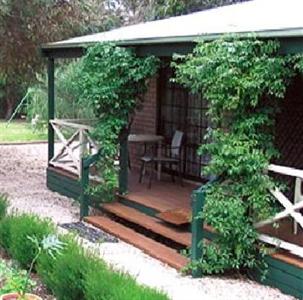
[139,130,184,188]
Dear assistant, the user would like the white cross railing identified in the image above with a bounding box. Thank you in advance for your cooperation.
[254,164,303,258]
[49,119,99,178]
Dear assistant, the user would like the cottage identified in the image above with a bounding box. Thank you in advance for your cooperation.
[41,0,303,298]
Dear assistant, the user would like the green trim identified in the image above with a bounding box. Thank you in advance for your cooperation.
[80,158,89,219]
[265,256,303,280]
[118,131,128,194]
[47,168,81,200]
[47,58,55,162]
[191,188,205,278]
[253,256,303,299]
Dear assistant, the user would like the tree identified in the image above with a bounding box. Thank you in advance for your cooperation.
[106,0,250,24]
[0,0,115,119]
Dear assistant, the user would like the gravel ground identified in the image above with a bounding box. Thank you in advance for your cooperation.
[0,143,297,300]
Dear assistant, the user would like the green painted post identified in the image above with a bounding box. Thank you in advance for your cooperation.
[48,57,55,163]
[80,157,89,219]
[191,187,205,278]
[119,130,128,194]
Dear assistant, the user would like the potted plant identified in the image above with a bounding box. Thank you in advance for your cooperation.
[0,235,64,300]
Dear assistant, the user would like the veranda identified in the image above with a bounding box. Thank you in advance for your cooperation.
[42,1,303,298]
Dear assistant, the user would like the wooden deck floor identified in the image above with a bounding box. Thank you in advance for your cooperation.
[124,171,303,249]
[125,171,199,213]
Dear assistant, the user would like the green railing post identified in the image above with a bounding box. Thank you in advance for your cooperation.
[48,57,55,163]
[191,187,206,278]
[80,157,89,220]
[119,129,128,194]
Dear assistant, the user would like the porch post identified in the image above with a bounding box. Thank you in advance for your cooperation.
[119,128,128,194]
[48,57,55,163]
[191,187,205,278]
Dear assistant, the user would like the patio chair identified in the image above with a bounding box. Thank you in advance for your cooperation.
[139,130,184,188]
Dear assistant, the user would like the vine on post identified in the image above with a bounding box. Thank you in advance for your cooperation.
[173,38,293,274]
[77,43,158,201]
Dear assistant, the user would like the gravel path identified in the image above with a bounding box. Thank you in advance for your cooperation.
[0,143,296,300]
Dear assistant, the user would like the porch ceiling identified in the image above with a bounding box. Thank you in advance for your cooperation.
[42,0,303,58]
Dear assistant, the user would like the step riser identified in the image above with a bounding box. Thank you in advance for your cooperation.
[101,202,191,248]
[85,216,189,271]
[118,197,160,217]
[102,210,188,250]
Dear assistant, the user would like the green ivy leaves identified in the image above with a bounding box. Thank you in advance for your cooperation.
[173,37,292,274]
[76,43,158,201]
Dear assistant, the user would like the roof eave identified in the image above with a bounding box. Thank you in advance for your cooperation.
[41,28,303,51]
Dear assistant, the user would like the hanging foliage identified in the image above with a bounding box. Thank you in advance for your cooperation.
[76,43,159,201]
[173,37,293,274]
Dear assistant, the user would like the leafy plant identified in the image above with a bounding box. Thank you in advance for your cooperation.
[173,37,293,274]
[76,42,158,201]
[0,235,64,299]
[7,214,55,268]
[0,261,36,296]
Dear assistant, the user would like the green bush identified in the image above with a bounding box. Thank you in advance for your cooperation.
[0,214,168,300]
[8,214,54,268]
[37,236,89,300]
[0,193,9,220]
[0,216,14,250]
[85,258,169,300]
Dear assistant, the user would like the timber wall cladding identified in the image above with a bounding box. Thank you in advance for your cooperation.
[129,76,158,171]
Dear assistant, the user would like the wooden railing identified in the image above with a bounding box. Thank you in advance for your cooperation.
[191,164,303,277]
[49,119,99,178]
[255,164,303,258]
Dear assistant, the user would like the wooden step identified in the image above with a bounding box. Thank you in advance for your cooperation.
[85,216,189,270]
[102,202,191,247]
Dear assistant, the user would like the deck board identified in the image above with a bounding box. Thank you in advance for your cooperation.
[125,171,197,213]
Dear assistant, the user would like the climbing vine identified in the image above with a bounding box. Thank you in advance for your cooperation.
[173,38,293,274]
[77,43,158,200]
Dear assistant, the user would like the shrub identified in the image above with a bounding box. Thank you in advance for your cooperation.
[37,235,89,300]
[85,259,169,300]
[0,193,9,220]
[0,215,14,250]
[0,213,169,300]
[8,214,54,268]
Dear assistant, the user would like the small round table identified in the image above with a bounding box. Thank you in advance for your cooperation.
[128,134,164,180]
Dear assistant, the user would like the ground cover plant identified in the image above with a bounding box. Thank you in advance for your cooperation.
[0,121,46,143]
[173,37,294,274]
[0,195,169,300]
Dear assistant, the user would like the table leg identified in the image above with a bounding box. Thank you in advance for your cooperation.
[157,140,162,180]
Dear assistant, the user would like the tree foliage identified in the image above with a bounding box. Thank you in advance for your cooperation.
[76,43,158,200]
[0,0,117,118]
[173,37,293,274]
[107,0,250,24]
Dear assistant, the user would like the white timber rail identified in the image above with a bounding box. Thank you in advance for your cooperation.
[254,164,303,258]
[49,119,99,178]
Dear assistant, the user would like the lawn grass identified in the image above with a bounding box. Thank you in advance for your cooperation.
[0,120,47,143]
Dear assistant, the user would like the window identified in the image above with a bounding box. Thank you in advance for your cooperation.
[157,65,209,181]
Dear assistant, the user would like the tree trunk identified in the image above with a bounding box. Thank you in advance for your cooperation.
[5,97,14,120]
